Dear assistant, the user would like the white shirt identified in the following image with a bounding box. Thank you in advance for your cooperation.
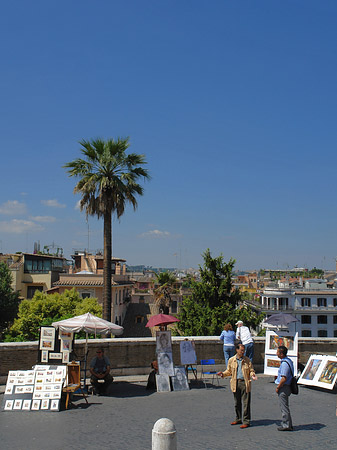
[236,326,253,345]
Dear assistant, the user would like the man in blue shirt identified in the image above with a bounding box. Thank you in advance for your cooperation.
[275,345,294,431]
[90,348,113,395]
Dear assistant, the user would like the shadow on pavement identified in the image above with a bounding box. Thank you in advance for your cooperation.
[250,419,279,427]
[294,423,326,431]
[105,381,155,398]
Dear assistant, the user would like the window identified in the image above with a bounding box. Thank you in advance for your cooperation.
[301,298,311,307]
[279,298,288,310]
[24,257,51,273]
[139,296,145,304]
[302,330,312,337]
[318,329,327,337]
[317,298,327,307]
[301,315,311,324]
[81,293,91,299]
[334,330,337,337]
[317,315,327,324]
[334,299,337,307]
[171,301,177,313]
[135,316,143,324]
[334,316,337,324]
[27,285,43,299]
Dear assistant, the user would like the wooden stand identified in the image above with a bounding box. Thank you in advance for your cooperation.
[62,362,88,410]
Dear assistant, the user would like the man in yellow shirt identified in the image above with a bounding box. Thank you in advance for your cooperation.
[217,343,257,428]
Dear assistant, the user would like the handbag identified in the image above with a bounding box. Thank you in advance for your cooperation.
[283,360,298,395]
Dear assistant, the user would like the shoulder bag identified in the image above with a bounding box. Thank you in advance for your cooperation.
[283,359,298,395]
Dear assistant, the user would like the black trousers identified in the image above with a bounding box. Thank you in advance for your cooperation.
[233,379,251,425]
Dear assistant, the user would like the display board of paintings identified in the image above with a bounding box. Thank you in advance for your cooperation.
[156,374,171,392]
[156,331,172,353]
[2,366,67,412]
[298,355,337,390]
[264,330,298,376]
[38,326,74,365]
[264,354,298,377]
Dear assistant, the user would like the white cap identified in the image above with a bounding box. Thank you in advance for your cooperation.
[235,320,243,325]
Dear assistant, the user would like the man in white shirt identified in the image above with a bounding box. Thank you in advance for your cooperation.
[235,321,254,361]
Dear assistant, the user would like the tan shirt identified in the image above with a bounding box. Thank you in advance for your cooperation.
[222,355,256,393]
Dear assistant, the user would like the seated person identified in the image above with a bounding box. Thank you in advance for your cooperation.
[146,360,158,390]
[90,348,113,395]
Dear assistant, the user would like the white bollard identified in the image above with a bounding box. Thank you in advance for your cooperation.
[152,418,177,450]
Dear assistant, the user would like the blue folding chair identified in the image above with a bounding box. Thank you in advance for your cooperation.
[200,359,220,388]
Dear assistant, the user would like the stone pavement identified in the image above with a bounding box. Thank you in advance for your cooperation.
[1,375,336,450]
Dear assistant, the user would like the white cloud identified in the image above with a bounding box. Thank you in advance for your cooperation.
[139,229,172,239]
[0,219,44,234]
[41,199,66,208]
[30,216,56,223]
[0,200,27,216]
[74,200,81,211]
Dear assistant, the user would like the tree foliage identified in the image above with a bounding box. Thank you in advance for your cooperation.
[0,262,20,339]
[5,289,102,342]
[64,138,150,321]
[176,249,264,336]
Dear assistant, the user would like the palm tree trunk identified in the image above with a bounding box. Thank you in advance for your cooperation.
[103,211,112,321]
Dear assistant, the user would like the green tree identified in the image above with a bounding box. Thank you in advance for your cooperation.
[5,288,102,342]
[0,262,20,340]
[176,249,264,336]
[154,272,177,314]
[64,138,150,321]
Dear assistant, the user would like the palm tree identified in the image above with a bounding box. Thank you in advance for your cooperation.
[64,138,150,321]
[154,272,177,314]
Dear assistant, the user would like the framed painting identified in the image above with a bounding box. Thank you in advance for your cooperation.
[22,400,32,411]
[41,399,50,410]
[60,339,72,352]
[50,399,60,411]
[265,331,298,357]
[4,400,14,410]
[156,374,171,392]
[59,330,73,340]
[298,354,327,386]
[41,350,48,363]
[13,399,23,410]
[157,352,174,376]
[315,357,337,390]
[156,331,172,354]
[264,354,298,376]
[180,340,197,365]
[172,366,189,391]
[39,339,54,351]
[41,326,55,340]
[31,400,41,410]
[62,351,70,363]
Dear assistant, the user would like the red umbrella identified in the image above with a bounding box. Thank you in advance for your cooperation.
[145,313,180,328]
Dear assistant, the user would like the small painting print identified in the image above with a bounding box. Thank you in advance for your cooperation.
[13,399,23,410]
[5,385,14,395]
[156,374,171,392]
[34,393,42,399]
[267,359,281,368]
[41,327,55,339]
[62,351,70,363]
[49,353,62,359]
[22,400,32,411]
[60,339,72,352]
[8,371,17,377]
[4,400,14,410]
[31,400,41,410]
[41,350,48,363]
[59,331,73,340]
[26,377,34,384]
[50,400,59,411]
[41,399,49,410]
[15,386,25,394]
[17,378,24,385]
[45,377,53,383]
[43,393,51,398]
[8,377,15,384]
[24,386,34,393]
[40,339,54,351]
[302,358,322,380]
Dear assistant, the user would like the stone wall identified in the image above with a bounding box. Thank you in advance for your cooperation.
[1,337,337,383]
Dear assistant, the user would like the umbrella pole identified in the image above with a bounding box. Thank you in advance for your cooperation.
[83,332,88,391]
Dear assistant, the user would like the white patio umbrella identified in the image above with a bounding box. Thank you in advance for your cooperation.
[52,312,123,354]
[52,312,123,388]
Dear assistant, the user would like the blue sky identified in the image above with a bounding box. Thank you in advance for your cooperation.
[1,1,337,271]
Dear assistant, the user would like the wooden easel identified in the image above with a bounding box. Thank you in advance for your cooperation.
[62,362,88,410]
